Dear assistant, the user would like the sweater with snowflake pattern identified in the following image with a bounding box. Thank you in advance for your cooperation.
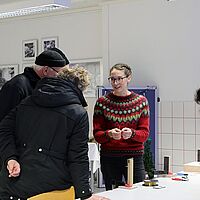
[93,91,150,157]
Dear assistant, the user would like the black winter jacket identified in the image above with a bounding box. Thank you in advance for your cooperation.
[0,77,92,199]
[0,67,40,122]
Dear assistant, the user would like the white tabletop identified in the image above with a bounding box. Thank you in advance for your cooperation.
[97,173,200,200]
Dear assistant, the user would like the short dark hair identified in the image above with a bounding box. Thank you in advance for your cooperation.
[109,63,132,77]
[195,88,200,104]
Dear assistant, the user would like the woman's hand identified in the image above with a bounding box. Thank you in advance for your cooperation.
[7,159,20,177]
[108,128,121,140]
[121,127,132,139]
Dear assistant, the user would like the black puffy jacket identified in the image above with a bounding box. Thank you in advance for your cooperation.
[0,77,92,199]
[0,67,40,122]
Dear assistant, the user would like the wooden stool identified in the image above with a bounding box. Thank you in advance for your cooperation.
[28,186,75,200]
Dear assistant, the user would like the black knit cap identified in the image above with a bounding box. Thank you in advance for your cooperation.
[51,48,69,65]
[35,49,66,67]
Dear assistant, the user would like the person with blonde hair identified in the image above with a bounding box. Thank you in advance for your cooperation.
[0,65,109,200]
[58,65,90,91]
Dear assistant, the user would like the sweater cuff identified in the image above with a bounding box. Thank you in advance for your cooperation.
[130,129,136,138]
[104,130,111,141]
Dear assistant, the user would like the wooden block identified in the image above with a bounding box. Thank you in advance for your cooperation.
[183,162,200,173]
[127,158,134,186]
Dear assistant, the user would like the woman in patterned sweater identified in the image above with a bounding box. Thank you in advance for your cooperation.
[93,63,150,190]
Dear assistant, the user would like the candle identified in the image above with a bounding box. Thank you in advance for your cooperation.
[127,158,134,186]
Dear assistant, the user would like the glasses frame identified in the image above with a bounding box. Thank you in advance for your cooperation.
[48,66,59,73]
[108,76,128,83]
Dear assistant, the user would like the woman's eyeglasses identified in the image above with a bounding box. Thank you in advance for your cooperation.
[108,76,127,83]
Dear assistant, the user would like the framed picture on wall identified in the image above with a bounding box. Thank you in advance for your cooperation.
[69,59,103,98]
[41,36,58,51]
[0,64,18,88]
[22,39,38,61]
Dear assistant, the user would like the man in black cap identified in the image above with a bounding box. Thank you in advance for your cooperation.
[0,48,69,122]
[51,47,69,64]
[0,49,68,170]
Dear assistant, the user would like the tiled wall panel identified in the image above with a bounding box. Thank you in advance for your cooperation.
[158,101,200,172]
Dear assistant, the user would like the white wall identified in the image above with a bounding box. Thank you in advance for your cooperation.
[1,0,200,113]
[102,0,200,101]
[0,8,102,72]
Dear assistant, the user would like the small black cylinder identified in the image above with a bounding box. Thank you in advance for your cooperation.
[164,156,170,174]
[198,149,200,162]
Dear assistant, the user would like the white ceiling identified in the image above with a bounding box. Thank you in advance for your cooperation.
[0,0,120,14]
[69,0,120,8]
[0,0,118,7]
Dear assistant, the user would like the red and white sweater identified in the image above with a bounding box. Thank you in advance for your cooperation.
[93,91,150,157]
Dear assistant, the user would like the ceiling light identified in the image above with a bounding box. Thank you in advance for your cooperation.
[0,0,71,19]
